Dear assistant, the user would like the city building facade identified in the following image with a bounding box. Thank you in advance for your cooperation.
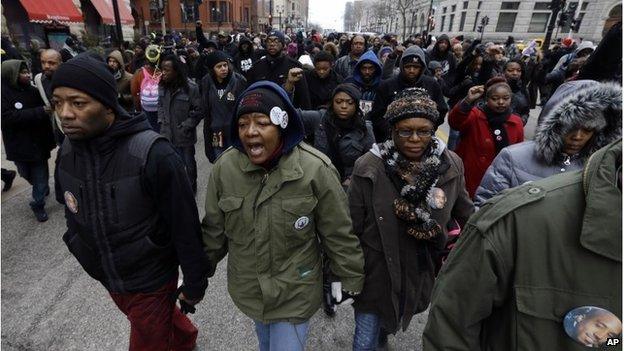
[255,0,308,33]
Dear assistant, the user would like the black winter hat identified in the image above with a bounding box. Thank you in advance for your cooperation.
[385,88,439,126]
[236,88,287,121]
[205,50,232,71]
[267,30,286,45]
[51,55,120,114]
[332,83,362,102]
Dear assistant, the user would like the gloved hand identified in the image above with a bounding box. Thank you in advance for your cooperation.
[173,285,200,314]
[330,282,356,306]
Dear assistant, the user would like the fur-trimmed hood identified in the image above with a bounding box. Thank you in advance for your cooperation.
[534,80,622,165]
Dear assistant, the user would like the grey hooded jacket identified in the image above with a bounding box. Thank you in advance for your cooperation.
[474,80,622,207]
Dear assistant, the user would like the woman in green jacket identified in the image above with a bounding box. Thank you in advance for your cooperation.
[201,81,365,351]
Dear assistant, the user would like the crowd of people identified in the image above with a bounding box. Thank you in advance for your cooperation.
[1,19,622,351]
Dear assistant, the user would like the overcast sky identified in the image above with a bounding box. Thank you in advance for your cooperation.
[308,0,348,31]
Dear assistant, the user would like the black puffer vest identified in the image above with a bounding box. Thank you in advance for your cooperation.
[58,118,177,293]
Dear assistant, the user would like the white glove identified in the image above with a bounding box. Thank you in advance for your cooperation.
[331,282,354,306]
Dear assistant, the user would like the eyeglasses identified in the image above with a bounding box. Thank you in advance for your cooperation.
[395,129,435,139]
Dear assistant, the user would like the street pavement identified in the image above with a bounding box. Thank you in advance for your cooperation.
[1,107,541,350]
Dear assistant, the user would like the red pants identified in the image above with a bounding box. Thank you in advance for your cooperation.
[110,278,198,351]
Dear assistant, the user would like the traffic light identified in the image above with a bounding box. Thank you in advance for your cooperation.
[570,18,581,31]
[477,25,483,33]
[558,11,568,27]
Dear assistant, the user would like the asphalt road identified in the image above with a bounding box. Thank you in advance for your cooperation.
[1,107,541,351]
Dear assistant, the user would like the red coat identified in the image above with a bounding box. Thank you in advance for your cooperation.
[449,101,524,198]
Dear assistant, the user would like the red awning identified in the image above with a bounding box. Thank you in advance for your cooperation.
[19,0,83,24]
[89,0,135,25]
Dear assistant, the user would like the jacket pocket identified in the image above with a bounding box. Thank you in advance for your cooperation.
[280,196,318,250]
[514,285,615,349]
[217,196,246,243]
[63,231,104,281]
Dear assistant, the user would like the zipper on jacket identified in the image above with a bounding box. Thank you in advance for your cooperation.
[88,144,124,292]
[252,172,271,220]
[110,185,119,223]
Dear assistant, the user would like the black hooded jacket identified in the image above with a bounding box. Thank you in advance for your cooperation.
[234,36,256,77]
[57,113,209,299]
[426,34,457,83]
[305,68,343,109]
[1,59,55,162]
[369,46,449,142]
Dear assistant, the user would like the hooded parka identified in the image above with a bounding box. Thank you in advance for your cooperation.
[424,139,622,351]
[475,80,622,207]
[348,139,474,333]
[107,50,134,112]
[201,81,364,323]
[157,80,202,147]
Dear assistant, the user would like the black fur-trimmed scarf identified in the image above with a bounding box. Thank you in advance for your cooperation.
[378,139,443,240]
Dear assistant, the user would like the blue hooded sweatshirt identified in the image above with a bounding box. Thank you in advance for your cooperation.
[230,80,305,157]
[345,50,383,115]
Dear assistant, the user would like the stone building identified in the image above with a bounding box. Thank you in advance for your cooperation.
[254,0,308,33]
[430,0,621,43]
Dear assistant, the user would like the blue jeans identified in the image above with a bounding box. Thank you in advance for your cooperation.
[254,320,310,351]
[353,312,381,351]
[447,128,461,151]
[144,110,160,133]
[173,146,197,192]
[14,160,49,209]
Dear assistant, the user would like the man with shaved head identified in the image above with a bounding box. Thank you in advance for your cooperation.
[34,49,63,144]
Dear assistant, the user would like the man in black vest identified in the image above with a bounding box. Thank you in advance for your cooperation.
[51,56,209,350]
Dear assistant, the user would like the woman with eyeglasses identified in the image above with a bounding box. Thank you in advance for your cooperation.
[347,88,474,350]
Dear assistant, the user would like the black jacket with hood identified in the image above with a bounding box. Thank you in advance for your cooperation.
[305,67,343,109]
[344,50,383,116]
[200,68,247,161]
[234,36,256,78]
[369,46,449,142]
[426,34,457,83]
[1,59,55,162]
[57,112,209,299]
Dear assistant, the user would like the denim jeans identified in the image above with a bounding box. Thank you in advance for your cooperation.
[173,146,197,192]
[14,160,49,210]
[254,320,310,351]
[144,110,160,133]
[447,128,461,151]
[353,312,381,351]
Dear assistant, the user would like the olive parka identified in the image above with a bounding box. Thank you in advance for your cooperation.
[424,139,622,350]
[201,81,365,323]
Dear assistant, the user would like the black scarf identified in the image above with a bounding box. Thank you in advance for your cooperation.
[378,139,443,241]
[481,103,512,154]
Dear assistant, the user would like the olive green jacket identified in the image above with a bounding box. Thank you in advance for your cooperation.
[202,143,365,323]
[424,139,622,350]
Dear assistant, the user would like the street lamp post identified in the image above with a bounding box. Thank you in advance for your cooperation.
[276,5,283,31]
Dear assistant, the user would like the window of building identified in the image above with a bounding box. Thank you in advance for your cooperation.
[441,15,446,30]
[449,13,455,31]
[150,1,160,21]
[581,2,588,10]
[219,1,229,22]
[496,12,517,32]
[501,2,520,10]
[244,7,250,23]
[463,1,468,10]
[477,1,482,9]
[573,12,585,32]
[443,7,447,13]
[209,1,218,22]
[528,12,550,32]
[534,2,551,10]
[473,10,480,31]
[459,11,466,31]
[451,5,456,12]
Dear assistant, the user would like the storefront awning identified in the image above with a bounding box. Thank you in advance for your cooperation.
[90,0,135,25]
[18,0,83,24]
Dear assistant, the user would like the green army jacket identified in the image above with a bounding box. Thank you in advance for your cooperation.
[424,140,622,350]
[202,143,365,323]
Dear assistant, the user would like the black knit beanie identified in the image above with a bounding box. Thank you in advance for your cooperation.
[267,30,286,45]
[332,83,362,102]
[51,55,120,113]
[205,50,232,71]
[237,88,287,121]
[385,88,440,126]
